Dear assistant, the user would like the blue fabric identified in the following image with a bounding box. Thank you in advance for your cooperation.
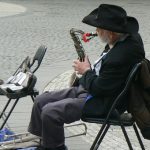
[0,128,15,142]
[0,128,37,150]
[85,94,93,101]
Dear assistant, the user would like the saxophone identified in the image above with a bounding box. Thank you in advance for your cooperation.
[70,28,97,62]
[69,28,97,86]
[70,28,85,62]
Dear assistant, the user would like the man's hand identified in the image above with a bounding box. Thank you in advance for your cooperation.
[72,55,91,75]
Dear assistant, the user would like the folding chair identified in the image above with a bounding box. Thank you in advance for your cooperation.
[0,45,47,130]
[81,62,145,150]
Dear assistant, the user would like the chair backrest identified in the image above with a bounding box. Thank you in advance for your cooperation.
[29,45,47,73]
[13,56,30,75]
[121,63,142,94]
[106,62,142,120]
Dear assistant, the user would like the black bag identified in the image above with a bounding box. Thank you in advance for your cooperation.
[128,58,150,139]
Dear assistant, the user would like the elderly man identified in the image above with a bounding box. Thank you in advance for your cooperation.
[28,4,145,150]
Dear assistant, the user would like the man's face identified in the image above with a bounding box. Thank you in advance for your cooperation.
[96,28,111,44]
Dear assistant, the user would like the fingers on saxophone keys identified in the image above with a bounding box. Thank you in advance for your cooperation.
[73,59,79,63]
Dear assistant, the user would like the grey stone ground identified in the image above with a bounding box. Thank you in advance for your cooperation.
[0,0,150,149]
[0,2,26,17]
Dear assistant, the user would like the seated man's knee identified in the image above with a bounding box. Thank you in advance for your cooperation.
[34,93,46,108]
[41,104,63,124]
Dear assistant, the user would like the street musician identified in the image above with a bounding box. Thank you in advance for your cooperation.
[28,4,145,150]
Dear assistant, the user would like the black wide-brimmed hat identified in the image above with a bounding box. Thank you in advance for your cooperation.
[82,4,139,34]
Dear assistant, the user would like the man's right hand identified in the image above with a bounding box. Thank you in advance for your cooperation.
[72,55,91,75]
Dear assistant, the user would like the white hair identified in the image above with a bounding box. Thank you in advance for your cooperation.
[100,31,127,44]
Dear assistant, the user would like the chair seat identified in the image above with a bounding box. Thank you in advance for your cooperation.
[82,113,134,126]
[0,88,39,99]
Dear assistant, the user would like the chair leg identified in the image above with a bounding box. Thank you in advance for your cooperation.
[0,98,12,119]
[95,124,110,149]
[0,98,19,130]
[1,114,10,128]
[90,124,110,150]
[31,95,35,102]
[120,124,133,150]
[114,110,133,150]
[133,124,145,150]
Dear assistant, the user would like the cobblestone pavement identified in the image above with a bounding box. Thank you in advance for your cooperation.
[0,2,26,17]
[0,0,150,149]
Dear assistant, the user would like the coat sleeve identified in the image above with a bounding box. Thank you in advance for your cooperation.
[79,63,130,97]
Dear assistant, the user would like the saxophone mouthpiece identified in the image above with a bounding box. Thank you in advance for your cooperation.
[82,32,97,42]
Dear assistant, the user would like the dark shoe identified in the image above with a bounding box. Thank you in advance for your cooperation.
[56,145,68,150]
[0,79,4,85]
[65,145,68,150]
[36,145,68,150]
[57,145,68,150]
[47,145,68,150]
[35,146,45,150]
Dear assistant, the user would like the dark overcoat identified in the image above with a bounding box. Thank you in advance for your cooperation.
[79,33,145,117]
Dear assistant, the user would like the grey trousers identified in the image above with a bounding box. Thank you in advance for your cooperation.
[28,85,88,148]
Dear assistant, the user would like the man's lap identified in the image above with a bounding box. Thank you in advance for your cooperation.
[42,97,87,123]
[35,85,87,108]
